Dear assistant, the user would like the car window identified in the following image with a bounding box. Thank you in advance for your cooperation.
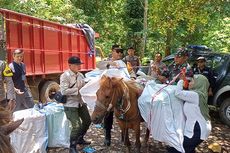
[208,55,226,74]
[164,59,174,66]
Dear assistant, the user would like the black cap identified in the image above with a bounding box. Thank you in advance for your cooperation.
[175,48,189,57]
[68,56,83,65]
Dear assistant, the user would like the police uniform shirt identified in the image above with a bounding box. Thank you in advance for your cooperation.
[123,55,140,73]
[168,62,191,84]
[193,66,215,89]
[60,69,85,107]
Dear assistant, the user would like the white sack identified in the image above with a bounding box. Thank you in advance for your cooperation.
[10,109,47,153]
[80,69,130,112]
[40,102,71,148]
[138,81,185,152]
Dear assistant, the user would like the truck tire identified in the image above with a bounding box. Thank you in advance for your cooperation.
[40,81,60,103]
[219,97,230,127]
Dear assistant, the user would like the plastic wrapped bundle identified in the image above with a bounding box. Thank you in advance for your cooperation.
[10,108,48,153]
[40,102,71,148]
[138,80,185,152]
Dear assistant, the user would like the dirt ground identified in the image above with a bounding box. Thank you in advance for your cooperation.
[48,111,230,153]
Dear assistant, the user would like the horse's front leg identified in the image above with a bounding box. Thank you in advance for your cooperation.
[134,124,141,153]
[123,128,131,153]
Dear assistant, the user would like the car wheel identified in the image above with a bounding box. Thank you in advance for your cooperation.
[40,81,60,103]
[219,97,230,127]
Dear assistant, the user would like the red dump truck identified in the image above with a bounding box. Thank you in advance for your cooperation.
[0,9,97,102]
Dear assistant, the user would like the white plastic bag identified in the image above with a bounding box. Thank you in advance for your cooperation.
[10,108,48,153]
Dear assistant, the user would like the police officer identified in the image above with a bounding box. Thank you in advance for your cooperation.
[60,56,91,153]
[163,48,192,84]
[123,46,140,73]
[193,56,215,96]
[0,60,16,109]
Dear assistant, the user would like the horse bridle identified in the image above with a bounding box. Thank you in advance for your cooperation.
[95,80,132,120]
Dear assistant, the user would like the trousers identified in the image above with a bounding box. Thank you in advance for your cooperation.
[15,87,34,111]
[103,111,113,130]
[168,122,203,153]
[64,104,91,140]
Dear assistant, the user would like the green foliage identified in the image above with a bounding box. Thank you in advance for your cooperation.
[122,0,144,56]
[0,0,229,58]
[148,0,229,55]
[202,1,230,53]
[141,56,151,66]
[71,0,127,56]
[0,0,82,23]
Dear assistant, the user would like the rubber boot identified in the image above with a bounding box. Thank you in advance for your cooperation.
[69,137,78,153]
[104,129,111,146]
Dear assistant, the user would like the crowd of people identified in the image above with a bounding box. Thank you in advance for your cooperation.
[0,45,216,153]
[94,45,214,153]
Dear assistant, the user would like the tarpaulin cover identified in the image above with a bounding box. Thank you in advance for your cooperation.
[138,81,185,152]
[75,24,95,55]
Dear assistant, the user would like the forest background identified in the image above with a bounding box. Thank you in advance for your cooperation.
[0,0,229,61]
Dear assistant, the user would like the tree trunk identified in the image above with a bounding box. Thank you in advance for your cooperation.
[141,0,148,59]
[165,28,172,56]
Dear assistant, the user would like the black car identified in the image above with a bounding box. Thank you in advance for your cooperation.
[162,48,230,126]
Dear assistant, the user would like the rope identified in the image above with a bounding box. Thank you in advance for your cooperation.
[120,81,131,114]
[6,47,93,55]
[1,15,84,36]
[1,16,94,56]
[147,72,181,132]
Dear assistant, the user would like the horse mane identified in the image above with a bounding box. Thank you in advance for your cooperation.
[125,80,141,96]
[100,75,140,97]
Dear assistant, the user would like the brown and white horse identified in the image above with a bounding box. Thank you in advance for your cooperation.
[91,75,149,153]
